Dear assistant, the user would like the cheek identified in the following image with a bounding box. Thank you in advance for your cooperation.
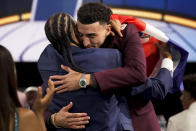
[100,33,107,42]
[91,37,104,46]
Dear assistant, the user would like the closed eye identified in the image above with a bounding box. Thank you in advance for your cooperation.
[87,33,96,38]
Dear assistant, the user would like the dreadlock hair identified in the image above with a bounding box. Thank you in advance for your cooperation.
[183,74,196,100]
[45,13,86,73]
[77,2,113,25]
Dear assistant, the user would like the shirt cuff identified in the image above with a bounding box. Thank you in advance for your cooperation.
[46,115,56,130]
[161,58,174,77]
[161,58,173,71]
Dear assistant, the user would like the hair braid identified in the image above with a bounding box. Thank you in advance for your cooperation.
[45,13,86,73]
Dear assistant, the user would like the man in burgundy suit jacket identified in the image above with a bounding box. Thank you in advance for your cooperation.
[50,2,161,131]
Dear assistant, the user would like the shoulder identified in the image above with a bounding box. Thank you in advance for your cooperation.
[18,107,38,121]
[168,109,196,130]
[112,23,139,43]
[121,23,138,35]
[168,110,189,124]
[38,44,59,60]
[37,44,65,70]
[18,108,42,131]
[116,23,139,43]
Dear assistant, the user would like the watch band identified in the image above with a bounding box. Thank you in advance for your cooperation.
[81,73,85,79]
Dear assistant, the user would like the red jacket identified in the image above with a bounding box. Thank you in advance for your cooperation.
[94,15,161,131]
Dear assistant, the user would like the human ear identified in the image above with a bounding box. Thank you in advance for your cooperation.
[105,24,111,36]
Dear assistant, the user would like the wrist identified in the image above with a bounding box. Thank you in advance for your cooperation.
[163,52,172,59]
[47,115,56,129]
[50,113,61,128]
[86,74,90,85]
[79,73,88,88]
[89,74,99,90]
[79,74,99,89]
[33,107,44,117]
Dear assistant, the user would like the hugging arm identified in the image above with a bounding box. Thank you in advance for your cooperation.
[94,24,147,92]
[130,68,172,100]
[129,42,173,100]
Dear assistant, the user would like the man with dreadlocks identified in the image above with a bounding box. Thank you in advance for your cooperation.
[38,12,173,130]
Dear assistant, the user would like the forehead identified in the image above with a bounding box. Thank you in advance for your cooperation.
[77,21,104,34]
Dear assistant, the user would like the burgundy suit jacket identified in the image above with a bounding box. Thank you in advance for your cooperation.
[94,24,161,131]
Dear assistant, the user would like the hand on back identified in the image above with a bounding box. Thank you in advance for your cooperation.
[52,102,90,129]
[110,19,123,37]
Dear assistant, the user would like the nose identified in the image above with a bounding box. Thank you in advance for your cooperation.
[82,37,91,48]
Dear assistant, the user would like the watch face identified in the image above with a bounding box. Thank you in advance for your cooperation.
[80,79,86,88]
[80,80,86,86]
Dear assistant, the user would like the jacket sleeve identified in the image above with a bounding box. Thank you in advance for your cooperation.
[130,68,172,100]
[94,24,146,92]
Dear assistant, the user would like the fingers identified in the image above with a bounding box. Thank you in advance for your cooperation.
[110,31,115,36]
[67,113,89,119]
[55,83,70,93]
[50,75,66,80]
[61,103,90,119]
[67,116,90,125]
[50,65,72,80]
[65,115,90,129]
[53,80,65,85]
[50,76,72,94]
[62,102,73,111]
[154,42,172,59]
[71,120,89,124]
[56,88,69,93]
[110,19,123,37]
[36,87,42,100]
[66,113,90,129]
[154,41,167,48]
[154,42,169,51]
[48,79,55,93]
[154,42,165,51]
[55,83,77,93]
[46,79,55,95]
[56,102,90,129]
[61,65,72,72]
[70,125,86,129]
[42,88,53,105]
[116,29,123,37]
[41,79,55,104]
